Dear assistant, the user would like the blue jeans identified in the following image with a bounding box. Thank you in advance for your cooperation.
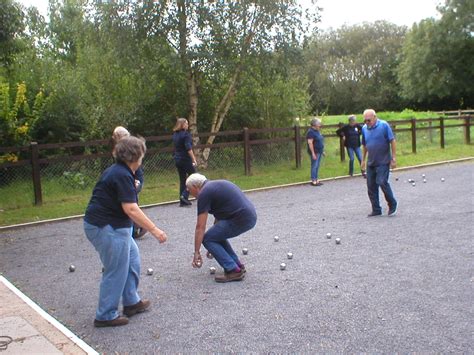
[202,214,257,272]
[310,152,323,181]
[84,222,141,321]
[366,164,397,214]
[347,146,362,175]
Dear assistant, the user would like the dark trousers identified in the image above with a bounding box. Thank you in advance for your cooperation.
[366,164,397,213]
[175,159,196,200]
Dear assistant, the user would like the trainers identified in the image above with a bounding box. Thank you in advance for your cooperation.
[179,197,192,207]
[215,269,245,283]
[94,316,129,328]
[123,299,151,317]
[367,211,382,217]
[388,203,398,217]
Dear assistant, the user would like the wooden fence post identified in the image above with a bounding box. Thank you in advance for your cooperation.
[338,122,345,162]
[465,115,471,144]
[30,142,43,206]
[294,125,301,169]
[243,127,251,175]
[428,119,433,143]
[411,118,417,154]
[440,117,445,149]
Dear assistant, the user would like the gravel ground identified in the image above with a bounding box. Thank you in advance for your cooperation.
[1,161,473,353]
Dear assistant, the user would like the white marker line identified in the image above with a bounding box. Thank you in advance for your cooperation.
[0,156,472,231]
[0,275,98,355]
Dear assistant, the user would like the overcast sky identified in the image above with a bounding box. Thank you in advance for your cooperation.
[17,0,442,29]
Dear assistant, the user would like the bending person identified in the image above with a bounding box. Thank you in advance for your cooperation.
[84,136,167,327]
[187,173,257,283]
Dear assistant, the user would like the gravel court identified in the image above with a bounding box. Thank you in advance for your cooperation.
[0,161,473,353]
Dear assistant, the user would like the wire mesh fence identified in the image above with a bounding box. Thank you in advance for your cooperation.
[0,116,471,215]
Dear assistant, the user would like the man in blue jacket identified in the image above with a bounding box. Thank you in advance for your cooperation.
[361,109,398,217]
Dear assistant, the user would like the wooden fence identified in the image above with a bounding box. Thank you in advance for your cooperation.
[0,115,472,206]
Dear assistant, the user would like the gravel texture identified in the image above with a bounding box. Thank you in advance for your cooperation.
[1,161,473,353]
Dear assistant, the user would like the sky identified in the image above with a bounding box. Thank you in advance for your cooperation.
[17,0,442,30]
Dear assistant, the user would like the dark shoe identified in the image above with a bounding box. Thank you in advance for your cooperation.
[94,316,129,328]
[315,182,323,186]
[133,227,147,239]
[388,202,398,217]
[367,211,382,217]
[123,299,151,317]
[362,170,367,179]
[179,197,192,207]
[215,269,245,283]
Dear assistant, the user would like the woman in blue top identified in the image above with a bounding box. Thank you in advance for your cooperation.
[172,118,197,206]
[306,118,325,186]
[84,136,168,327]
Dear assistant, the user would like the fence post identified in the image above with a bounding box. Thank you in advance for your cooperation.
[411,118,417,154]
[338,122,345,162]
[440,117,445,149]
[465,115,471,144]
[30,142,43,206]
[294,125,301,169]
[243,127,251,175]
[428,119,433,143]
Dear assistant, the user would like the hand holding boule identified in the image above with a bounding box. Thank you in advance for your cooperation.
[152,228,167,243]
[192,252,203,268]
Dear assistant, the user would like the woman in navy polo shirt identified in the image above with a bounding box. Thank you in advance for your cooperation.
[84,136,168,327]
[306,118,325,186]
[172,118,197,206]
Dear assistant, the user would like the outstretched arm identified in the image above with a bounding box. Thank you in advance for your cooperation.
[192,212,208,268]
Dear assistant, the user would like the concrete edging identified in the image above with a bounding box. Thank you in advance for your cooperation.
[0,275,99,355]
[0,156,472,231]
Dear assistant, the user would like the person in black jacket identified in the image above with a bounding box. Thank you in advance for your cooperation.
[336,115,365,176]
[172,118,197,207]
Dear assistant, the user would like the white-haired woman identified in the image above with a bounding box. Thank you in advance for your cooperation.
[306,118,325,186]
[84,136,168,327]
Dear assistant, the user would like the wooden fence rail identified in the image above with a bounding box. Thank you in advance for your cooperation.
[0,116,471,206]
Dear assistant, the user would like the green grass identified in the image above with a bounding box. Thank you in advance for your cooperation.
[0,111,472,227]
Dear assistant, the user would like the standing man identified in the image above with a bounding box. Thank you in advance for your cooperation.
[336,115,364,176]
[361,109,398,217]
[186,173,257,283]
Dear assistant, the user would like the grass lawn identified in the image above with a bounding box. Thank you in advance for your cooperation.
[0,111,472,227]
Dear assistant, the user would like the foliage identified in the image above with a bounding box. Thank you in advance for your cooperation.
[397,0,474,109]
[303,21,407,115]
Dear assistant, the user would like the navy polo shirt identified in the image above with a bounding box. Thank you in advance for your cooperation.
[84,162,138,229]
[197,180,257,221]
[172,130,193,161]
[362,119,395,167]
[306,128,324,153]
[336,124,362,148]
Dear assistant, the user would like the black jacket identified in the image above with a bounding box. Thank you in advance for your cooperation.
[336,124,362,148]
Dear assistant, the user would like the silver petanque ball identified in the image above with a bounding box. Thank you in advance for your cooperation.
[146,268,154,276]
[287,252,293,259]
[335,238,341,245]
[209,267,216,274]
[69,265,76,272]
[280,263,286,270]
[423,179,427,183]
[242,248,248,255]
[441,178,445,182]
[412,182,416,187]
[422,174,426,178]
[274,236,279,242]
[326,232,332,239]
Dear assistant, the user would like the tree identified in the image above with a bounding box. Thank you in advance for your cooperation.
[397,0,474,108]
[304,21,407,114]
[160,0,317,162]
[0,0,25,71]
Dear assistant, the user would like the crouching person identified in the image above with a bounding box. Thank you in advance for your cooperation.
[187,173,257,283]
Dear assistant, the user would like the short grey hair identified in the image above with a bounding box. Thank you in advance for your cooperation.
[114,136,146,164]
[310,118,322,127]
[186,173,207,189]
[348,115,356,121]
